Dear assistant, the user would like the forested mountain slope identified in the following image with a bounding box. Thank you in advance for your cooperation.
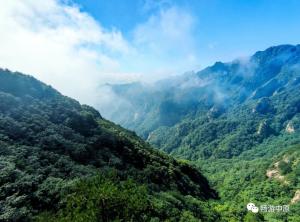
[106,44,300,159]
[148,45,300,159]
[0,69,218,221]
[104,44,300,221]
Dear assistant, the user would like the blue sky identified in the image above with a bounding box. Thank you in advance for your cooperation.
[74,0,300,66]
[1,0,300,107]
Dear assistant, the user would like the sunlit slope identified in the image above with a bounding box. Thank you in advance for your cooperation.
[0,69,217,221]
[107,45,300,159]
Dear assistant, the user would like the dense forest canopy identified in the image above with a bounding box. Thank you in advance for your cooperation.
[1,45,300,221]
[104,45,300,221]
[0,69,218,221]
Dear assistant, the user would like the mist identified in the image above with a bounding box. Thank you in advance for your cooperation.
[0,0,203,112]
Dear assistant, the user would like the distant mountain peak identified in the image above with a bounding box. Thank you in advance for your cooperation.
[253,44,300,64]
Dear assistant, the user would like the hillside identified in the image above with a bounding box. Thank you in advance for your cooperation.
[104,44,300,221]
[147,45,300,160]
[0,69,218,221]
[105,45,300,159]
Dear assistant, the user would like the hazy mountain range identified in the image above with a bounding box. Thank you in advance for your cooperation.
[104,44,300,158]
[1,44,300,221]
[101,44,300,221]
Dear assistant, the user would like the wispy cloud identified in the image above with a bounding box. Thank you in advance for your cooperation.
[0,0,199,107]
[141,0,173,13]
[132,5,199,80]
[0,0,137,105]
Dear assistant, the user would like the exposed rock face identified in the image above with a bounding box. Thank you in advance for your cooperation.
[286,122,295,133]
[257,120,271,136]
[291,190,300,204]
[266,169,284,181]
[266,160,289,185]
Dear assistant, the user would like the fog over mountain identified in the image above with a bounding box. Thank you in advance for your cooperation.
[0,69,218,221]
[103,44,300,140]
[2,0,300,221]
[100,44,300,221]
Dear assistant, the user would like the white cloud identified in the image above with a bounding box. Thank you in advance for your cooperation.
[0,0,136,106]
[141,0,173,13]
[132,6,199,79]
[0,0,199,109]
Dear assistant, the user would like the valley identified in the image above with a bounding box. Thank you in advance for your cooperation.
[1,1,300,221]
[104,45,300,221]
[1,45,300,221]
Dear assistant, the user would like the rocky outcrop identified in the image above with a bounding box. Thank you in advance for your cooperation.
[257,120,272,136]
[286,122,295,133]
[291,190,300,204]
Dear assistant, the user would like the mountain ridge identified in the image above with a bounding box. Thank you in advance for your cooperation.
[101,44,300,221]
[105,44,300,141]
[0,68,218,221]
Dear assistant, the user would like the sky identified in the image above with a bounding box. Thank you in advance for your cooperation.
[1,0,300,107]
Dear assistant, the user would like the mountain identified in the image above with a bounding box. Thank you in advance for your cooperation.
[150,45,300,159]
[2,44,300,222]
[105,44,300,157]
[0,69,218,221]
[104,44,300,221]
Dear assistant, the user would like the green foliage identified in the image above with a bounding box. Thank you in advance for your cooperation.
[108,46,300,160]
[3,44,300,221]
[34,173,220,222]
[109,45,300,221]
[179,211,200,222]
[36,174,150,222]
[243,212,265,222]
[278,161,292,175]
[198,144,300,221]
[0,69,217,221]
